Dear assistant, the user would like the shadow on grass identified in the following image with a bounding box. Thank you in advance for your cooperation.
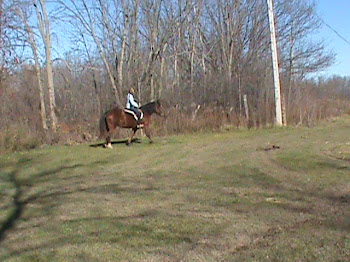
[0,149,155,257]
[0,154,116,248]
[89,138,141,148]
[0,160,86,245]
[0,170,23,243]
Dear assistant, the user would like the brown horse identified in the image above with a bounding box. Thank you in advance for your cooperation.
[100,100,165,148]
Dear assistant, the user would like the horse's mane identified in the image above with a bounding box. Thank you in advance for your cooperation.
[140,100,158,114]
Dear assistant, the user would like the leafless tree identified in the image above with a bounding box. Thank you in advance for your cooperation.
[57,0,122,104]
[15,2,48,130]
[33,0,57,131]
[0,0,23,85]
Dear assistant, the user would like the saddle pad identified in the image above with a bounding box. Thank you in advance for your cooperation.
[124,109,143,121]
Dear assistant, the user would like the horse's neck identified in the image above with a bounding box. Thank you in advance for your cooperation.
[141,103,155,115]
[142,109,154,116]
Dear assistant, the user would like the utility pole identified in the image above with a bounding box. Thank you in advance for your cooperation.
[266,0,283,126]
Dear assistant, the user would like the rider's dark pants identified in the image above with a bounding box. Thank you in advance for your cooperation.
[129,106,141,122]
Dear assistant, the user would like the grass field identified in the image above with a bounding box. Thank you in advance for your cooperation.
[0,117,349,261]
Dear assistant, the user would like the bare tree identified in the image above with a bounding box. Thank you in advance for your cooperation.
[57,0,122,104]
[15,3,48,130]
[34,0,57,131]
[0,0,22,85]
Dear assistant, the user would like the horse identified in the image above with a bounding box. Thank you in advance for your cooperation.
[99,100,165,148]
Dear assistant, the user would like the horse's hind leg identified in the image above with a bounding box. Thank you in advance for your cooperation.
[104,117,114,149]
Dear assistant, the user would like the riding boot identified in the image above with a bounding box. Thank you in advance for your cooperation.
[137,118,144,129]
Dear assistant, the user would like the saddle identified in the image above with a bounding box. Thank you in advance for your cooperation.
[124,109,144,122]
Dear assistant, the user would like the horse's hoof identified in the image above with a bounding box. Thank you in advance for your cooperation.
[105,143,113,149]
[149,140,154,144]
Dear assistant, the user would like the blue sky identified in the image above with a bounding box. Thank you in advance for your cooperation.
[315,0,350,77]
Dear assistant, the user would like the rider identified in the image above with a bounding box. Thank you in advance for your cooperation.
[126,88,143,127]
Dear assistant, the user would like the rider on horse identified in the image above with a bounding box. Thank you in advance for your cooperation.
[126,88,143,127]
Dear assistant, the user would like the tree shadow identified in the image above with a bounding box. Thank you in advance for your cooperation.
[0,149,132,249]
[0,170,23,243]
[0,157,99,245]
[0,162,164,260]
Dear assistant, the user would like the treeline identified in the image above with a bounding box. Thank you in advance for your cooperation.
[0,0,349,151]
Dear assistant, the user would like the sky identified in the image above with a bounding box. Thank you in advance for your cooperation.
[315,0,350,77]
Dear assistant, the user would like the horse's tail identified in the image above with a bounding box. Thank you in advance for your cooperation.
[99,112,109,139]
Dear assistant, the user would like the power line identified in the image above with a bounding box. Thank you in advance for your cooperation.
[317,15,350,47]
[302,0,350,46]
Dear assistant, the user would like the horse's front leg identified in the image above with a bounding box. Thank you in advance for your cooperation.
[105,117,113,149]
[105,135,113,149]
[126,128,137,146]
[144,125,153,144]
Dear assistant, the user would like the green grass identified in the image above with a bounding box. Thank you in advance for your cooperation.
[0,117,350,261]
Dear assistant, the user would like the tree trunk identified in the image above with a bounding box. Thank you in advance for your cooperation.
[243,94,249,127]
[81,34,101,117]
[35,0,57,131]
[14,4,48,130]
[159,43,168,98]
[29,30,48,130]
[119,0,129,99]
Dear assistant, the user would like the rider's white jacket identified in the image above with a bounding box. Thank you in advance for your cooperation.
[126,93,139,109]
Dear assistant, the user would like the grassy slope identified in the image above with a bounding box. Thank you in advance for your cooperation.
[0,117,349,261]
